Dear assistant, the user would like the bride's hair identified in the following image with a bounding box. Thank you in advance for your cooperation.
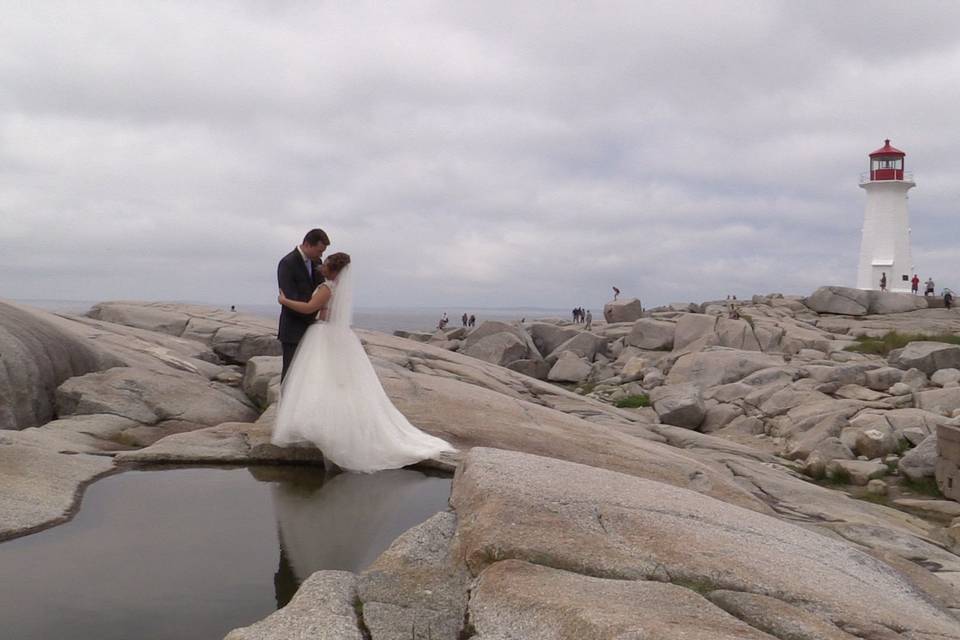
[324,252,351,276]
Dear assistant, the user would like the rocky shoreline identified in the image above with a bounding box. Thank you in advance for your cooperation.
[3,289,960,638]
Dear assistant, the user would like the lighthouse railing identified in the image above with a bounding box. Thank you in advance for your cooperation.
[860,171,914,184]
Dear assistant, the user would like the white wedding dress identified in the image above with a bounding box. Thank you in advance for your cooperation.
[272,266,454,472]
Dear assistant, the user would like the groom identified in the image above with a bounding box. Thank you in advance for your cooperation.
[277,228,330,380]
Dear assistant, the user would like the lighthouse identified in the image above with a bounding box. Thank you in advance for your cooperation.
[856,139,915,292]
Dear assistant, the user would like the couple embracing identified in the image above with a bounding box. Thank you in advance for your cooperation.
[272,228,454,472]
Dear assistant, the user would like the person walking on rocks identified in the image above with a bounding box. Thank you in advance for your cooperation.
[911,274,920,294]
[945,289,954,310]
[925,277,935,296]
[277,228,329,381]
[879,272,887,292]
[461,313,468,327]
[468,314,476,327]
[584,310,593,330]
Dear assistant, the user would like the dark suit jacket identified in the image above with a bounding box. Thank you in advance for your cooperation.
[277,248,324,344]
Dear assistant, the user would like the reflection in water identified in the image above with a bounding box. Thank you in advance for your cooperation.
[0,466,451,640]
[264,468,452,607]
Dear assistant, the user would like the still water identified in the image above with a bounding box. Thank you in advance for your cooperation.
[0,466,452,640]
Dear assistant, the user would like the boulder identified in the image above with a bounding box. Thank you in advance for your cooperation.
[898,434,937,482]
[667,348,784,388]
[461,332,529,367]
[357,512,469,639]
[451,447,960,636]
[625,318,675,350]
[833,384,887,402]
[915,387,960,416]
[224,571,362,640]
[706,590,858,640]
[672,313,718,352]
[867,290,929,314]
[56,367,258,427]
[545,332,607,364]
[902,368,929,390]
[932,368,960,387]
[470,560,773,640]
[527,323,579,357]
[864,367,904,391]
[602,298,643,324]
[649,383,705,429]
[0,301,117,430]
[618,356,647,383]
[715,318,761,351]
[242,356,282,408]
[547,351,592,383]
[889,342,960,375]
[505,359,550,380]
[848,427,899,460]
[826,459,888,486]
[804,286,870,316]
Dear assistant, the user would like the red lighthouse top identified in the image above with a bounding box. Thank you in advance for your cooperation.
[868,139,906,180]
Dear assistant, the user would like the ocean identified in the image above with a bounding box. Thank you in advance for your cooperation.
[13,299,572,334]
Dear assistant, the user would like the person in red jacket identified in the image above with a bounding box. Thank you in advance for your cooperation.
[911,274,920,294]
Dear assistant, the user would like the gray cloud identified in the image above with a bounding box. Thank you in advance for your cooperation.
[2,0,959,309]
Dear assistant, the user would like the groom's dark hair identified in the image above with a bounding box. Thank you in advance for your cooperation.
[303,228,330,247]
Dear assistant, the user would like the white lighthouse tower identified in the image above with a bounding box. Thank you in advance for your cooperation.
[857,139,915,292]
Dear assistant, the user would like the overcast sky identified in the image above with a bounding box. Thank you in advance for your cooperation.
[3,1,960,310]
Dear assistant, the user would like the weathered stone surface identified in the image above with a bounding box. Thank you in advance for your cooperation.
[933,368,960,387]
[864,366,905,391]
[243,356,282,407]
[715,317,762,351]
[358,512,469,640]
[804,286,870,316]
[625,318,675,350]
[547,351,592,383]
[470,560,773,640]
[0,301,118,430]
[602,297,643,324]
[868,290,930,315]
[849,427,900,460]
[0,441,115,541]
[672,313,718,351]
[451,448,960,636]
[618,356,647,383]
[56,367,258,427]
[916,387,960,416]
[116,421,325,465]
[461,332,530,367]
[504,358,550,380]
[224,570,362,640]
[545,332,606,363]
[667,348,783,388]
[707,590,857,640]
[649,383,705,429]
[827,459,887,485]
[889,341,960,375]
[898,434,937,482]
[893,499,960,520]
[88,301,281,363]
[527,323,579,358]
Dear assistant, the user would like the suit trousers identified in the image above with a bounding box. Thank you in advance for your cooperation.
[281,341,299,382]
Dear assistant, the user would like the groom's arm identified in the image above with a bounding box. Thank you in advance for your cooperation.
[277,257,315,320]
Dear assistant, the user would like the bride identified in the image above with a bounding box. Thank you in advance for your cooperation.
[272,252,455,473]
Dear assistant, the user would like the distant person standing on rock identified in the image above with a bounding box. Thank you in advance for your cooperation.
[468,314,476,327]
[879,272,887,291]
[461,313,468,327]
[911,274,920,294]
[926,277,935,296]
[612,286,620,301]
[584,310,593,330]
[945,290,954,310]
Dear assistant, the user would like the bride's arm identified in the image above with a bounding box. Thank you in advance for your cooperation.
[278,285,331,314]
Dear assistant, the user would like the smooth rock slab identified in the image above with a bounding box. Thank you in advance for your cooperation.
[667,348,783,388]
[898,434,937,481]
[0,442,115,541]
[707,590,857,640]
[469,560,775,640]
[602,297,643,324]
[56,367,258,426]
[450,447,960,636]
[224,570,363,640]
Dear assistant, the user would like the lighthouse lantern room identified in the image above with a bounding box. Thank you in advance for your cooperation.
[856,139,914,292]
